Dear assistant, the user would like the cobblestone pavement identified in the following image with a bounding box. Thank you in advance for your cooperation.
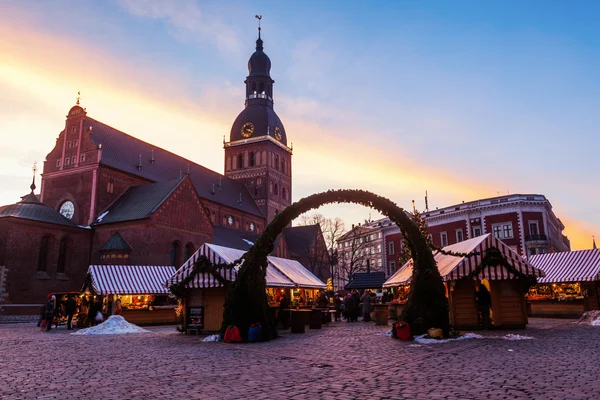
[1,318,599,399]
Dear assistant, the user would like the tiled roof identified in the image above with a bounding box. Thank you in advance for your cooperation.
[85,117,264,218]
[0,191,83,228]
[283,225,320,257]
[92,179,183,225]
[211,226,259,251]
[345,272,387,290]
[99,231,133,251]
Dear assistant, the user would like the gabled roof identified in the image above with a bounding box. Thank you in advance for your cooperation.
[345,272,387,290]
[93,179,183,225]
[383,234,544,287]
[211,226,259,251]
[85,117,264,218]
[283,224,320,257]
[99,231,132,252]
[530,249,600,283]
[0,191,82,228]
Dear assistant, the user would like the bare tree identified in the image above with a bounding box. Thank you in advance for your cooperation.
[336,226,373,289]
[297,213,346,283]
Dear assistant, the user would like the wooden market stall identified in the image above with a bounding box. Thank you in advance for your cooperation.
[383,234,545,330]
[84,265,177,325]
[167,243,327,333]
[527,249,600,318]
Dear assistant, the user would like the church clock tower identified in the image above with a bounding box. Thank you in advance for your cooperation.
[224,23,292,223]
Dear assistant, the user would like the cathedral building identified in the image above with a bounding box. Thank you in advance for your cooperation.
[0,29,328,318]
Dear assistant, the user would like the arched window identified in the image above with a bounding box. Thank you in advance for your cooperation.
[274,183,278,196]
[275,155,280,170]
[170,241,181,266]
[251,82,257,94]
[282,188,286,200]
[57,237,71,274]
[249,152,255,167]
[259,82,265,94]
[184,243,194,261]
[37,235,51,272]
[237,154,243,169]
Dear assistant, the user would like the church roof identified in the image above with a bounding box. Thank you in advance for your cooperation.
[283,224,321,258]
[99,231,133,252]
[93,179,184,226]
[211,226,260,251]
[0,193,82,228]
[85,117,264,218]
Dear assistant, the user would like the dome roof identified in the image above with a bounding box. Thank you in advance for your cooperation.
[248,37,271,77]
[230,104,287,145]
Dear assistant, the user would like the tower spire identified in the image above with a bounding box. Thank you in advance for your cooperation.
[76,91,81,106]
[30,161,37,192]
[255,15,263,50]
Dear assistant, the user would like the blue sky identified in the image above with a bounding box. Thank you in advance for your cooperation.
[0,0,598,248]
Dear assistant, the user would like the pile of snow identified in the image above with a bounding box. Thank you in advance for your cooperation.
[72,315,150,335]
[203,334,221,342]
[577,310,600,326]
[411,332,534,344]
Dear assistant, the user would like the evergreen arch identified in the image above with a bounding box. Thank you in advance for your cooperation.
[220,189,449,341]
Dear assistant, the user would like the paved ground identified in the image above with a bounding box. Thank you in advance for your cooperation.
[1,318,599,399]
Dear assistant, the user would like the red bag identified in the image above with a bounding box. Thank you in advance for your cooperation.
[395,321,411,341]
[224,325,242,343]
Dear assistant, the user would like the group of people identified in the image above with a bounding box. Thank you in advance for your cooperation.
[343,289,374,322]
[37,294,77,331]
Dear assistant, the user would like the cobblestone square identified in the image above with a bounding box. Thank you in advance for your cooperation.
[1,318,599,399]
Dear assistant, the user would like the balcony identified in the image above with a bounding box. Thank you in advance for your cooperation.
[526,234,547,242]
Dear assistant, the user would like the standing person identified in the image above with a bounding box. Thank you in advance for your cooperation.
[361,290,372,322]
[475,283,492,330]
[65,295,77,330]
[333,294,342,321]
[114,298,123,316]
[352,290,361,322]
[43,295,56,332]
[87,300,97,327]
[344,292,353,322]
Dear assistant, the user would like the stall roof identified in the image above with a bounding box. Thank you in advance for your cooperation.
[530,249,600,283]
[87,265,176,295]
[383,234,544,288]
[345,272,387,290]
[167,243,326,289]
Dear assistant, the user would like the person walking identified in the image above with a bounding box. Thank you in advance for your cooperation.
[333,295,342,321]
[43,295,56,332]
[475,283,492,330]
[113,298,123,316]
[65,295,77,330]
[361,290,372,322]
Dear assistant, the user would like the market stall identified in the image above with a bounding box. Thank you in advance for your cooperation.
[528,249,600,318]
[167,243,327,333]
[83,265,177,325]
[383,234,545,330]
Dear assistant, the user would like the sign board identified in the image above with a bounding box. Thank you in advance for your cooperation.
[187,306,204,329]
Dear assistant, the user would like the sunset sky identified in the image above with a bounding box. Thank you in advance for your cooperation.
[0,0,598,249]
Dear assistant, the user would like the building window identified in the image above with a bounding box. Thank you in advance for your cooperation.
[56,160,61,167]
[170,241,181,266]
[67,141,72,148]
[71,127,76,133]
[211,211,216,223]
[57,237,70,274]
[237,154,243,169]
[389,261,396,275]
[37,236,51,272]
[456,229,463,243]
[440,232,448,247]
[184,243,194,261]
[529,221,539,236]
[377,244,381,253]
[493,223,514,239]
[71,156,76,164]
[274,183,278,196]
[389,241,395,255]
[64,157,70,166]
[249,152,255,167]
[106,181,114,194]
[275,155,280,170]
[473,227,482,237]
[257,178,262,185]
[80,154,86,162]
[73,140,78,146]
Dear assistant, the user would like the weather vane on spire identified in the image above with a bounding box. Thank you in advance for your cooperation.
[76,91,81,106]
[255,14,262,37]
[30,161,38,192]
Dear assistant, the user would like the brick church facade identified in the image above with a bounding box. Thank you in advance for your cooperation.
[0,30,328,317]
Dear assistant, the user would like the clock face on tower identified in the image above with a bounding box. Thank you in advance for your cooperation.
[274,126,282,141]
[59,201,75,220]
[241,122,254,138]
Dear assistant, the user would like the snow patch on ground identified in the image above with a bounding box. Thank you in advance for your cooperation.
[411,332,534,344]
[72,316,151,335]
[203,334,221,342]
[577,310,600,326]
